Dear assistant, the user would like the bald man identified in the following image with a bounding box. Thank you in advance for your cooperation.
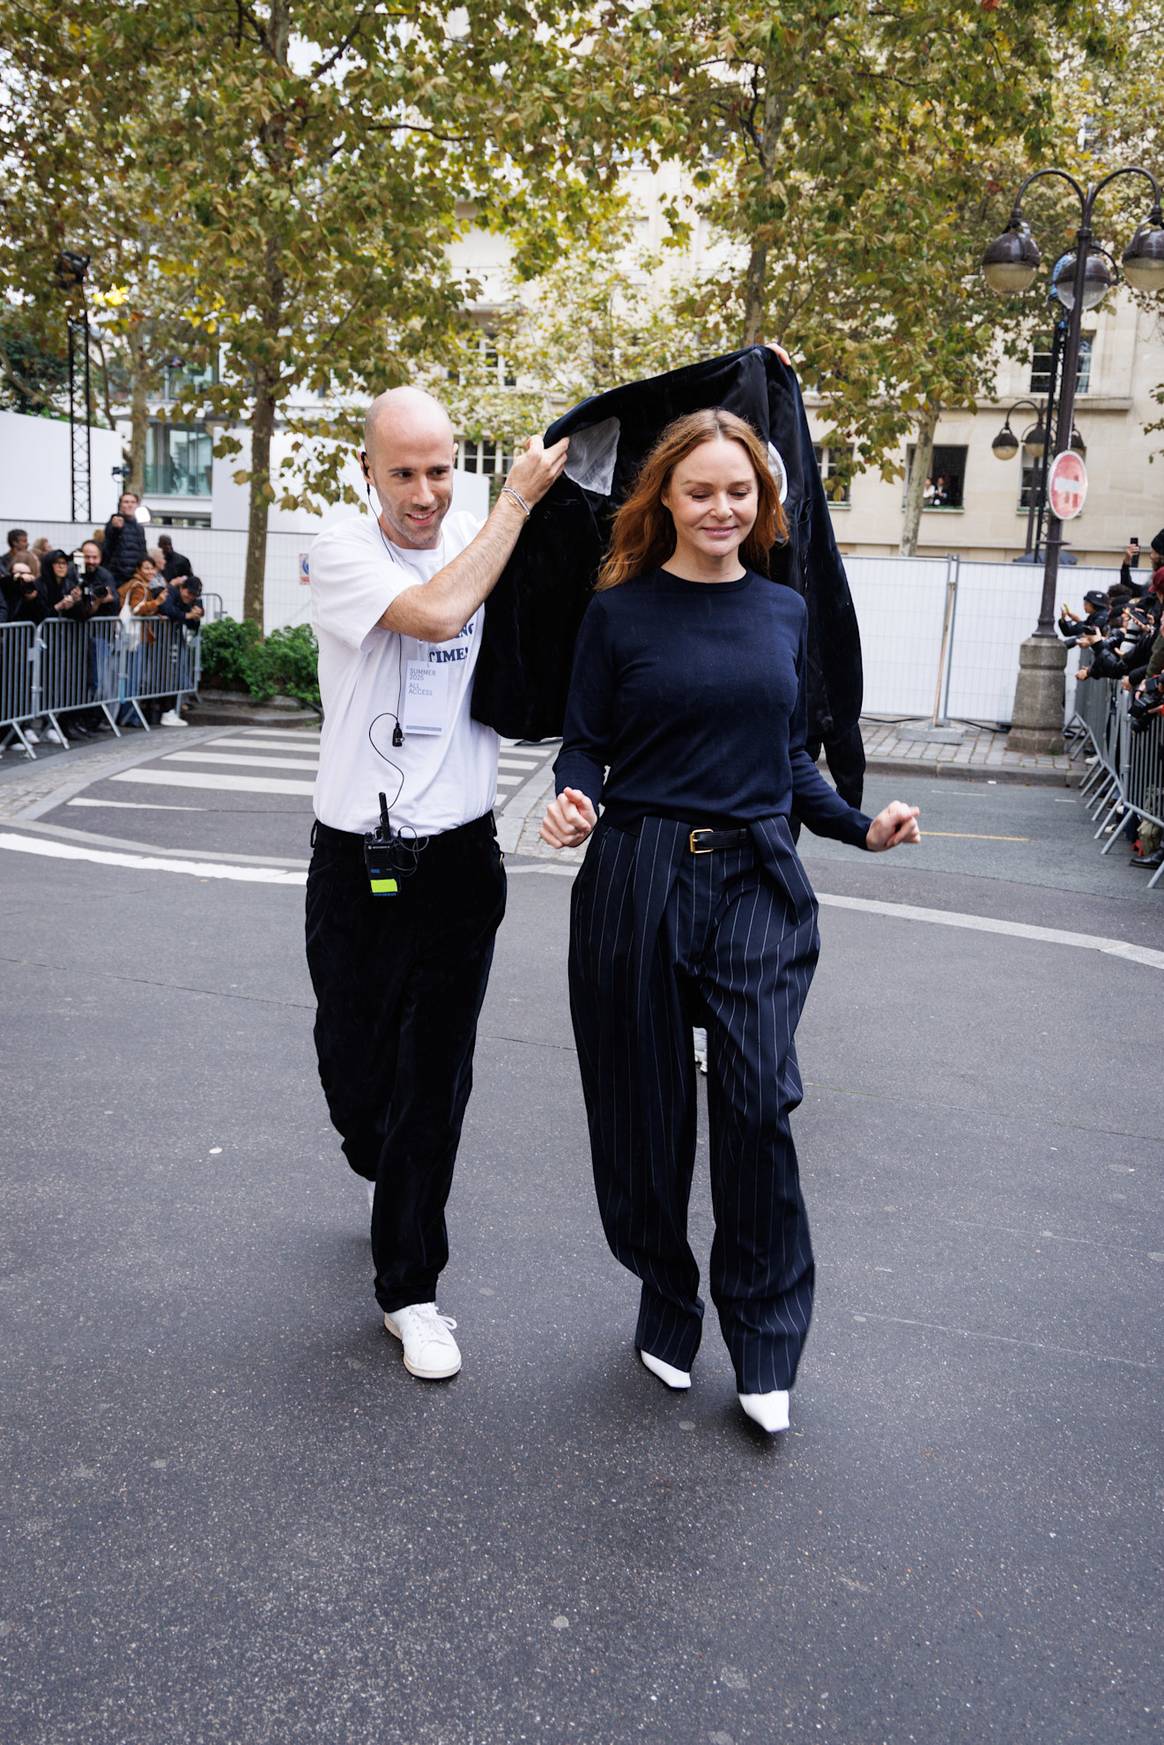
[306,388,568,1382]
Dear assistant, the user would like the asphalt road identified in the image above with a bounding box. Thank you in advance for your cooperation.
[0,732,1160,1745]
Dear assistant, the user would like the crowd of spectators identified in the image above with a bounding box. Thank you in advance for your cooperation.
[1059,528,1164,868]
[0,493,205,742]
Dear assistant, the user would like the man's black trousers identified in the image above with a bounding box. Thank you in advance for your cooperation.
[305,814,506,1314]
[568,815,819,1395]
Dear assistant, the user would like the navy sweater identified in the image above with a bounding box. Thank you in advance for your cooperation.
[553,569,872,847]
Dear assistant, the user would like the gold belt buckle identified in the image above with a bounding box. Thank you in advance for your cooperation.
[689,829,714,855]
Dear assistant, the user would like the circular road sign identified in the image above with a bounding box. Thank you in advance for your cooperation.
[1047,450,1089,521]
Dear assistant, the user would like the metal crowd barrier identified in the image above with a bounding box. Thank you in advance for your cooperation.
[0,617,201,757]
[1068,678,1164,890]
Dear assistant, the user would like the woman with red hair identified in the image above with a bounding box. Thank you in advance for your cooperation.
[540,407,919,1435]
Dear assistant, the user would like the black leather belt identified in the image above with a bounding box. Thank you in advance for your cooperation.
[688,827,750,854]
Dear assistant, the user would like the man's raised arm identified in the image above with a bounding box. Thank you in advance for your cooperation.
[379,437,569,642]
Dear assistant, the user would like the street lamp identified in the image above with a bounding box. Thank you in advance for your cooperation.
[989,399,1047,461]
[990,398,1062,557]
[1049,248,1115,311]
[981,166,1164,752]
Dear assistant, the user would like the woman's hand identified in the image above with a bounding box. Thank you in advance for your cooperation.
[866,802,921,852]
[539,787,597,849]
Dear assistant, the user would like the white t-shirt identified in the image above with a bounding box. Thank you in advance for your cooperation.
[309,509,499,835]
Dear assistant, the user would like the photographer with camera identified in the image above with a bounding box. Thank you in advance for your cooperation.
[1074,597,1159,685]
[154,574,204,726]
[37,549,94,737]
[1,529,40,615]
[1058,588,1109,640]
[5,558,67,746]
[44,550,86,619]
[7,558,47,625]
[79,541,120,731]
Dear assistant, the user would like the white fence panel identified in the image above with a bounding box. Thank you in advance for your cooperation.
[843,557,951,716]
[945,561,1114,724]
[846,554,1121,725]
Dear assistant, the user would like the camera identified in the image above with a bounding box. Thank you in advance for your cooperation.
[1129,676,1164,732]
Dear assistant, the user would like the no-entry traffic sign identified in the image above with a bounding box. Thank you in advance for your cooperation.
[1047,450,1089,521]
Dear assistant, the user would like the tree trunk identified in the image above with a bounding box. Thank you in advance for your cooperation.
[742,241,768,346]
[240,0,291,628]
[127,326,149,495]
[243,378,276,627]
[741,71,785,346]
[900,404,940,556]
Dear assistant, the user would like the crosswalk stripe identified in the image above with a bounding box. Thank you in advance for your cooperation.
[233,726,321,737]
[111,769,316,797]
[68,797,204,812]
[209,735,321,752]
[162,750,319,772]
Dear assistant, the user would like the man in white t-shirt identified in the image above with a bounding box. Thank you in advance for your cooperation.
[306,387,568,1382]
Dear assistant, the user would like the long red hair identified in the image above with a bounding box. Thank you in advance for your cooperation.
[595,409,788,591]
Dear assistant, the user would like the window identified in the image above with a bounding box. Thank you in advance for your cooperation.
[907,443,967,510]
[161,359,219,404]
[460,329,516,388]
[144,423,213,497]
[1019,459,1043,512]
[1030,335,1091,396]
[459,437,512,475]
[813,444,852,505]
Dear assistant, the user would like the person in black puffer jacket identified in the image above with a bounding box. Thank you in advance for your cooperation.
[102,490,148,583]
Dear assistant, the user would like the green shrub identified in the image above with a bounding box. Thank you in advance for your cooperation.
[200,617,320,711]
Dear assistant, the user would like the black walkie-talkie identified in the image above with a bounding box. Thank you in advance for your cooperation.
[363,792,400,896]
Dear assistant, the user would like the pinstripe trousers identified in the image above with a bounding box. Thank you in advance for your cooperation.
[569,815,820,1395]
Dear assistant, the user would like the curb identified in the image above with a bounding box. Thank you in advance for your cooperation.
[863,755,1077,788]
[189,693,320,728]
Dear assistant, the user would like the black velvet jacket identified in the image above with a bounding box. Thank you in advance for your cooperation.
[471,345,864,743]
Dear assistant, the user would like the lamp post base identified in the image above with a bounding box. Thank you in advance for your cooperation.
[1007,635,1067,755]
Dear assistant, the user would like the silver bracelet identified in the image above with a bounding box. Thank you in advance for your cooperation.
[500,483,532,519]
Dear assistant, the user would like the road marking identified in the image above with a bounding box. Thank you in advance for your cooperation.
[162,750,319,772]
[67,797,204,812]
[111,769,316,797]
[0,831,306,884]
[507,864,1164,970]
[816,890,1164,970]
[921,830,1030,842]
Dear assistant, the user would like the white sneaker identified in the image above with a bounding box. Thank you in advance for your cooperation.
[24,729,39,745]
[46,726,66,746]
[159,710,188,728]
[739,1390,790,1434]
[383,1302,461,1379]
[640,1349,691,1390]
